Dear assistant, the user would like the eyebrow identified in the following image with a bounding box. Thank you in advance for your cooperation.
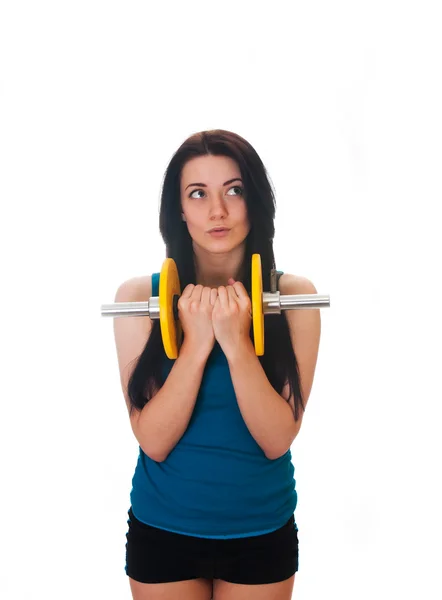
[185,177,243,190]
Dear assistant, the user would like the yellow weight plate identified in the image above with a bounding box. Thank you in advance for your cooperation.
[251,253,264,356]
[159,258,182,359]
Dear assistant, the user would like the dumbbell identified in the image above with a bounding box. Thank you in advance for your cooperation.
[101,254,330,358]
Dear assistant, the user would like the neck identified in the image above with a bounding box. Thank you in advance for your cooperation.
[193,244,246,287]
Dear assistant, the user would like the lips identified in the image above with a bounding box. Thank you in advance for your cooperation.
[209,227,229,232]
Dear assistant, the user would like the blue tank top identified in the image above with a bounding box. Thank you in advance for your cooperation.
[129,272,298,538]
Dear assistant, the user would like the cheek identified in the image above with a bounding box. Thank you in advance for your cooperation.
[240,201,249,220]
[240,207,250,229]
[185,214,206,234]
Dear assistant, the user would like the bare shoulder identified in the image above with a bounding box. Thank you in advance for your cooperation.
[278,272,321,423]
[278,273,317,295]
[113,275,154,420]
[116,275,152,303]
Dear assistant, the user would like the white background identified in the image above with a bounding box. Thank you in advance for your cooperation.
[1,1,441,599]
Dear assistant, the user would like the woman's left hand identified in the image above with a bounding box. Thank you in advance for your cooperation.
[212,278,252,357]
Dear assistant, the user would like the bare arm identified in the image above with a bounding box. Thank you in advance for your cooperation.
[225,338,299,460]
[135,341,209,462]
[114,277,210,463]
[224,275,321,460]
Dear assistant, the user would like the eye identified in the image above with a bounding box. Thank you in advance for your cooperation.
[227,185,244,196]
[189,185,244,199]
[189,189,205,199]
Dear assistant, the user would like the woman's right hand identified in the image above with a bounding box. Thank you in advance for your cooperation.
[178,284,218,357]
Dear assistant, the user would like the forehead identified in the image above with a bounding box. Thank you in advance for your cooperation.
[180,155,241,185]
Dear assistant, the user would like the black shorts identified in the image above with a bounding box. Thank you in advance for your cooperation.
[125,507,299,585]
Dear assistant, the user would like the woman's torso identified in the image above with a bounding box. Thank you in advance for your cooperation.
[129,271,298,539]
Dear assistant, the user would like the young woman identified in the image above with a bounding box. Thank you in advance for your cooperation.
[113,129,321,600]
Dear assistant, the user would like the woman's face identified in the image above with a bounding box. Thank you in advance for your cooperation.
[180,154,251,252]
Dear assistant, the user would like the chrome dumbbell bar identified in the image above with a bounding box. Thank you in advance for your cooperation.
[101,292,330,319]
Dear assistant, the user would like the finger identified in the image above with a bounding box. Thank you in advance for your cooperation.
[230,282,251,313]
[226,285,239,306]
[230,281,247,298]
[201,286,212,304]
[180,284,195,298]
[217,285,229,309]
[210,288,218,306]
[190,284,203,299]
[229,284,251,316]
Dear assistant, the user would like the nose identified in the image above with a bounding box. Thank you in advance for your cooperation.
[209,193,228,220]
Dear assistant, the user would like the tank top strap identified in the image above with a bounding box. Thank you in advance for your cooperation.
[151,272,160,297]
[276,270,284,290]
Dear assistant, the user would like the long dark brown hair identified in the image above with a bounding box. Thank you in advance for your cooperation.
[127,129,305,421]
